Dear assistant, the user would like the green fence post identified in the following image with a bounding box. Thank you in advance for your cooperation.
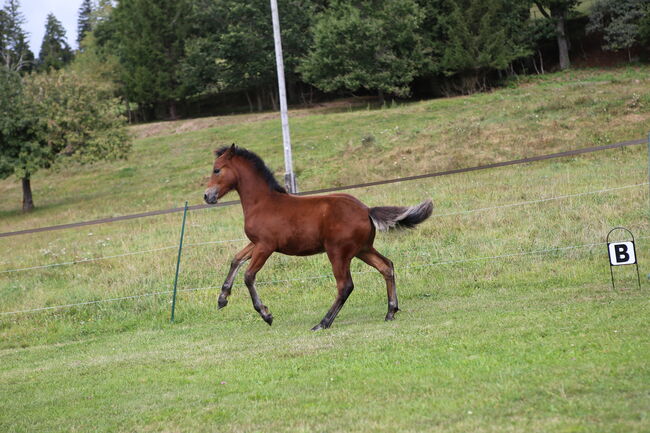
[170,201,188,323]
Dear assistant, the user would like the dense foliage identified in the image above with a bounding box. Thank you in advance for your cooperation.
[587,0,650,58]
[300,0,426,100]
[2,0,649,123]
[107,0,193,120]
[0,67,131,211]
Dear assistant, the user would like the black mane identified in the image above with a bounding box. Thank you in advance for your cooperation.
[216,146,287,194]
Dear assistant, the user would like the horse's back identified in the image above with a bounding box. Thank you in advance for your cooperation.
[298,193,374,254]
[250,193,373,256]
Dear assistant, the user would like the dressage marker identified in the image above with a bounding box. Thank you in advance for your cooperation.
[606,227,641,290]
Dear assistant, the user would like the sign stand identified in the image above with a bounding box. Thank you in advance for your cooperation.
[606,227,641,290]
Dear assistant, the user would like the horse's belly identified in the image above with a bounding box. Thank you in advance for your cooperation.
[276,240,325,256]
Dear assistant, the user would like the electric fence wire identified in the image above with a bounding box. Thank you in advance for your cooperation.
[0,137,645,240]
[2,236,648,316]
[1,182,646,275]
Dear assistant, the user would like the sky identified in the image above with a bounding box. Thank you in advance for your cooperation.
[20,0,80,54]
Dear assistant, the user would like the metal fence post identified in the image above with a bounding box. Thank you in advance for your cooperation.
[170,201,188,323]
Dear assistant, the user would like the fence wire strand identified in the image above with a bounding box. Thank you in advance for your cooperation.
[431,183,649,218]
[0,245,179,275]
[1,182,645,275]
[4,237,648,316]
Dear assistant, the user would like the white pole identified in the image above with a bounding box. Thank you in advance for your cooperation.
[270,0,297,193]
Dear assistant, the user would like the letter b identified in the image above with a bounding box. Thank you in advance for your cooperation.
[614,244,629,263]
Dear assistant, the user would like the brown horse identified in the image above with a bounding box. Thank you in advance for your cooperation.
[204,144,432,330]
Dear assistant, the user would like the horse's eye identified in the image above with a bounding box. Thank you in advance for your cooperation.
[213,168,221,175]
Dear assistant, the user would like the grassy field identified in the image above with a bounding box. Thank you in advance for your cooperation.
[1,67,649,432]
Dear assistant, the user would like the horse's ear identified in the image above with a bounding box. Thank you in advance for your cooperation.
[225,143,236,159]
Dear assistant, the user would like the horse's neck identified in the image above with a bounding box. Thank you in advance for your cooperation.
[235,168,275,214]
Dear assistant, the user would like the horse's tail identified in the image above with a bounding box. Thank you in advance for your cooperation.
[369,199,433,231]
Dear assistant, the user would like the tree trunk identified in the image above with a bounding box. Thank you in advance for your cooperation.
[256,91,263,112]
[245,91,253,113]
[553,11,570,70]
[168,101,178,120]
[22,176,34,212]
[286,77,296,104]
[269,87,278,111]
[377,88,385,105]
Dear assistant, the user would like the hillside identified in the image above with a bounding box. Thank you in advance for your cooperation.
[0,66,649,233]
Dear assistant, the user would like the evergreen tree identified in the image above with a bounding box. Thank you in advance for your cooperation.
[92,0,114,28]
[182,0,316,111]
[436,0,532,91]
[0,0,34,72]
[38,13,73,70]
[533,0,581,70]
[77,0,94,48]
[110,0,192,119]
[640,2,650,44]
[587,0,649,60]
[299,0,427,101]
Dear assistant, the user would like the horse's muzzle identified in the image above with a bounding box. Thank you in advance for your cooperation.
[204,187,218,205]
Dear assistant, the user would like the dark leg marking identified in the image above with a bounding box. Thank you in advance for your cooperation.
[244,247,274,326]
[218,242,254,309]
[312,250,355,331]
[357,248,398,321]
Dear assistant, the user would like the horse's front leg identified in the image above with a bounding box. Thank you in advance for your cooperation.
[218,242,255,309]
[244,246,274,325]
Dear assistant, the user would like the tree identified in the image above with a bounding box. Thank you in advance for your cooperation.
[109,0,192,119]
[533,0,580,70]
[0,69,131,212]
[181,0,316,111]
[299,0,427,102]
[72,0,122,96]
[0,68,41,211]
[436,0,532,91]
[0,0,34,72]
[587,0,649,60]
[640,2,650,44]
[77,0,94,48]
[38,13,73,70]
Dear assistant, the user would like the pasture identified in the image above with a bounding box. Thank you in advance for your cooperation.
[1,66,649,432]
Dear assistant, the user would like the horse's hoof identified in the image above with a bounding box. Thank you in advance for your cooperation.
[311,323,325,331]
[385,307,399,321]
[263,314,273,326]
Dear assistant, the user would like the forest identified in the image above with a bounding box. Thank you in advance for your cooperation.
[1,0,649,121]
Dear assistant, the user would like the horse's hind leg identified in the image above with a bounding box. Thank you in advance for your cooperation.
[218,242,254,309]
[244,246,274,326]
[357,248,398,321]
[312,252,354,331]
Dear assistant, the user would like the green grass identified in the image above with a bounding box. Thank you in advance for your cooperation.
[1,66,649,432]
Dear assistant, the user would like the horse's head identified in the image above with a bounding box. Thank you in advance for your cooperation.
[204,144,239,204]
